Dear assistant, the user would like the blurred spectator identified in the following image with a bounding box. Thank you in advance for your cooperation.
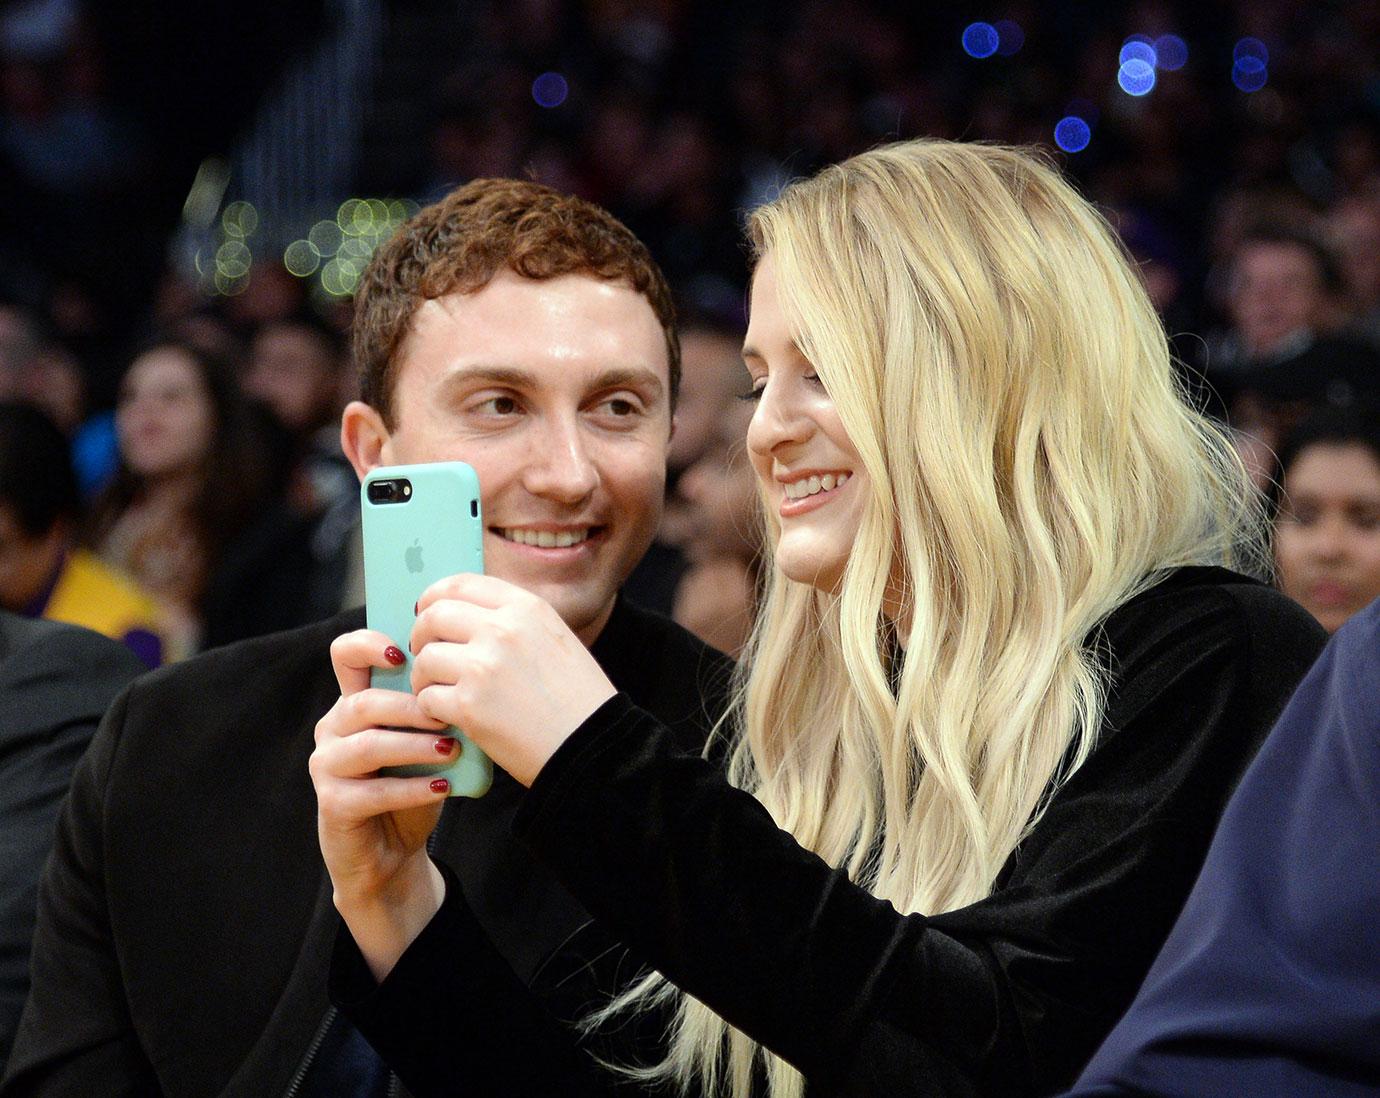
[1215,224,1346,375]
[1329,191,1380,343]
[1273,406,1380,633]
[87,338,315,654]
[670,393,759,656]
[621,320,746,616]
[0,402,167,666]
[0,610,142,1075]
[244,311,360,616]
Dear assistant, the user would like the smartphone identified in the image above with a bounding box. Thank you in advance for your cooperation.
[361,461,492,798]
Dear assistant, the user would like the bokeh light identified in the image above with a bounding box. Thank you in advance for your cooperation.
[1054,116,1092,153]
[1234,37,1269,64]
[1154,34,1188,70]
[1120,39,1157,68]
[1232,55,1268,92]
[532,72,569,108]
[283,240,320,277]
[1118,58,1157,96]
[215,240,251,279]
[308,219,343,257]
[961,22,1000,59]
[994,20,1023,56]
[221,201,259,239]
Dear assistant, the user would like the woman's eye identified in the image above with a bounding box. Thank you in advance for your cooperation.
[737,380,766,402]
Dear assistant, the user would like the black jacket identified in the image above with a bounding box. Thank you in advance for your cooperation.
[333,568,1327,1098]
[0,598,734,1098]
[0,613,144,1074]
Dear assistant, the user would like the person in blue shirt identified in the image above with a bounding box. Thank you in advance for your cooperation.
[1066,596,1380,1097]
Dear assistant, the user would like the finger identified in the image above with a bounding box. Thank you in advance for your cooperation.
[330,629,407,695]
[410,599,492,654]
[315,773,451,823]
[316,688,448,745]
[312,726,462,781]
[410,641,473,697]
[417,572,528,615]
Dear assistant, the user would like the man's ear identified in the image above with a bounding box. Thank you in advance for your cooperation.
[340,401,394,481]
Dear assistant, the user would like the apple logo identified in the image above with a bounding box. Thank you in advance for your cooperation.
[405,539,424,574]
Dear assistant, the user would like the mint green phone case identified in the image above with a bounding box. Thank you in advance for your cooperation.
[361,462,491,798]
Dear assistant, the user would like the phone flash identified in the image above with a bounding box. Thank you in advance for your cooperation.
[402,484,412,497]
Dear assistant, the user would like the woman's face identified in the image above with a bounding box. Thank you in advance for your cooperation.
[743,255,866,591]
[1275,441,1380,632]
[117,347,216,481]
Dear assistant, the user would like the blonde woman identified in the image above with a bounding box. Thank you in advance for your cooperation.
[311,142,1325,1097]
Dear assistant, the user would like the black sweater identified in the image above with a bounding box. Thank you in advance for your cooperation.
[332,568,1326,1097]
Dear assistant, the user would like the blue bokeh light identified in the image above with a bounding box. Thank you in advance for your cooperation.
[1054,116,1092,153]
[1120,39,1157,67]
[961,22,1000,59]
[1154,34,1188,71]
[1232,56,1268,92]
[1233,37,1269,64]
[994,19,1024,56]
[531,71,569,108]
[1118,59,1157,96]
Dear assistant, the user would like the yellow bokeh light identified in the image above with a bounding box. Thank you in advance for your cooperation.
[308,220,343,257]
[283,240,321,277]
[216,240,252,279]
[337,199,365,234]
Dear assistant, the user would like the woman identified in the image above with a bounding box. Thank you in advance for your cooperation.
[88,338,312,653]
[311,141,1325,1097]
[1272,407,1380,633]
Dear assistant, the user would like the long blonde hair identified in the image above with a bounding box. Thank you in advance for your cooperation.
[595,140,1267,1097]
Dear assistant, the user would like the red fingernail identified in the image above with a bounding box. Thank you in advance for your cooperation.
[384,645,405,666]
[434,737,456,755]
[430,778,450,794]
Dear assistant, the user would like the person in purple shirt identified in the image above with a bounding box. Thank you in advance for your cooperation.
[1066,596,1380,1097]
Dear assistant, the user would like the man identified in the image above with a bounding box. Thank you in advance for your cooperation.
[0,612,144,1074]
[1,180,735,1097]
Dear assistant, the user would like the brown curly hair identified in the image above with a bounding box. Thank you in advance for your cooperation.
[352,178,679,426]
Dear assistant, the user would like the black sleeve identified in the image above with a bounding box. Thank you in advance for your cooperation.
[508,591,1321,1097]
[1,685,160,1096]
[329,861,621,1098]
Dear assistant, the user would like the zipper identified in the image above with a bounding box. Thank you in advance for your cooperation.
[283,799,449,1096]
[282,1006,336,1098]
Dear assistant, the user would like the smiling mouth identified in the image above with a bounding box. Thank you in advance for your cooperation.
[493,526,599,549]
[782,472,850,500]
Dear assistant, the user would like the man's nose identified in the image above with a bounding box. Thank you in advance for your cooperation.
[524,417,599,503]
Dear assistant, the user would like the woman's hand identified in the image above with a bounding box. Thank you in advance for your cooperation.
[310,628,453,982]
[411,574,618,787]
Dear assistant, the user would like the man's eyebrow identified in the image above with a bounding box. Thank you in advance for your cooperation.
[438,363,666,397]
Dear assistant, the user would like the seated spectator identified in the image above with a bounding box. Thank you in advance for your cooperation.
[623,320,745,615]
[1273,406,1380,632]
[1064,595,1380,1097]
[0,611,143,1074]
[669,393,759,655]
[0,402,166,666]
[243,312,360,618]
[87,338,315,654]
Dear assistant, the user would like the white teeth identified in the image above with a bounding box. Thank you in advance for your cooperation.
[499,527,591,547]
[783,472,849,500]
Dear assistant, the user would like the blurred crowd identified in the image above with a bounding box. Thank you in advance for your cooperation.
[2,0,1380,664]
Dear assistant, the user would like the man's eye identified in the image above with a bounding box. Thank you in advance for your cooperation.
[605,398,636,416]
[478,396,519,415]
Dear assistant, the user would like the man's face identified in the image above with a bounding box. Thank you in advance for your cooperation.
[1231,242,1326,357]
[374,272,672,643]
